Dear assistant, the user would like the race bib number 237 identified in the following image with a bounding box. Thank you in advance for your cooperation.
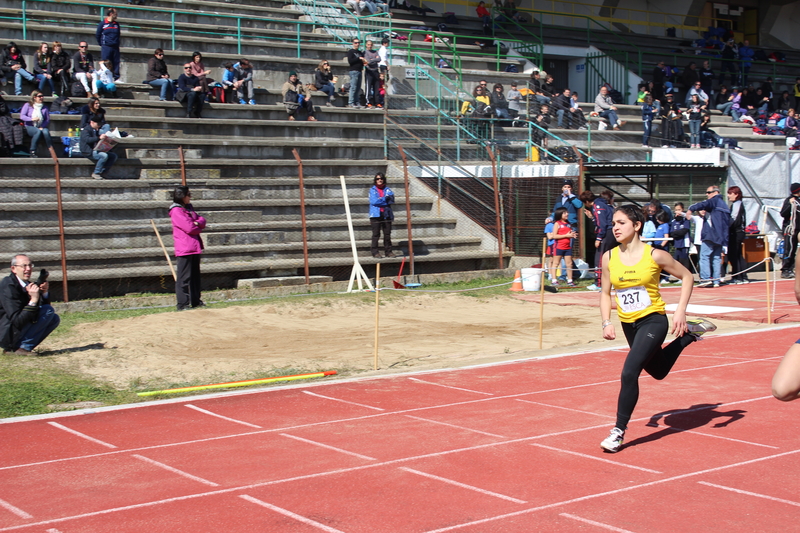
[616,285,651,314]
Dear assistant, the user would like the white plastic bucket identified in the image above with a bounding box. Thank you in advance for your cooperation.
[521,268,542,292]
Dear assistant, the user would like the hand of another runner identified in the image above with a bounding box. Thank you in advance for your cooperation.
[671,310,688,336]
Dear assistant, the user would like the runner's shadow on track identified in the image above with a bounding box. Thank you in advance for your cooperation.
[39,343,107,356]
[622,403,746,450]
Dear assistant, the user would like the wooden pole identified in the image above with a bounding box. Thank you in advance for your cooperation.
[485,145,504,269]
[178,145,186,186]
[765,235,772,324]
[373,262,381,370]
[151,219,177,281]
[49,146,69,302]
[539,237,546,350]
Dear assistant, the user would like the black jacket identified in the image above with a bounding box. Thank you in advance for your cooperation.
[1,42,26,78]
[79,124,101,157]
[0,272,41,351]
[51,49,71,74]
[347,48,364,71]
[80,104,105,129]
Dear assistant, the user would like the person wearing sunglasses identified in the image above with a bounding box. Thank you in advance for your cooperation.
[72,41,95,97]
[19,90,53,157]
[314,60,337,106]
[0,254,61,356]
[146,48,173,101]
[177,63,205,118]
[687,186,731,287]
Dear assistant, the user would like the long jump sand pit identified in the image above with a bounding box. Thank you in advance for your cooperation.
[44,292,764,391]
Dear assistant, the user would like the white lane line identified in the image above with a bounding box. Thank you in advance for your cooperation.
[46,529,63,533]
[559,513,637,532]
[398,467,527,504]
[0,499,32,519]
[697,481,800,507]
[47,422,117,449]
[408,377,494,396]
[659,427,779,449]
[239,495,346,533]
[279,433,377,461]
[404,415,507,439]
[422,448,800,532]
[184,404,262,428]
[302,390,385,411]
[515,399,614,419]
[131,454,219,487]
[529,443,662,474]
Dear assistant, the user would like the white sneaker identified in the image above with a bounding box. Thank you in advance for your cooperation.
[91,173,104,180]
[586,283,600,291]
[686,318,716,336]
[600,427,625,453]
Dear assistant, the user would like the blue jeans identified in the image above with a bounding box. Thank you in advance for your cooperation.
[17,304,60,351]
[699,241,722,283]
[495,107,509,119]
[689,119,700,145]
[94,79,116,96]
[731,107,742,122]
[599,109,619,127]
[642,118,652,145]
[26,125,53,152]
[319,81,335,98]
[348,69,362,106]
[535,94,550,105]
[148,78,174,100]
[35,74,55,94]
[89,150,118,175]
[716,102,732,115]
[101,45,121,79]
[14,68,35,95]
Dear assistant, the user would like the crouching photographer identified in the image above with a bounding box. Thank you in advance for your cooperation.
[0,254,60,356]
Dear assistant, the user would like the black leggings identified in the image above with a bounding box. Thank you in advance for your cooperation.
[616,312,695,430]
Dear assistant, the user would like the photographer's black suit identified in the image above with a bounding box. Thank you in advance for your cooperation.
[0,272,44,351]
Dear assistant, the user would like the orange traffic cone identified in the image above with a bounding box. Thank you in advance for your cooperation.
[509,270,524,291]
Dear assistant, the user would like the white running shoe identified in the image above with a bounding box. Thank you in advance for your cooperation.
[600,427,625,453]
[686,318,717,337]
[586,283,600,291]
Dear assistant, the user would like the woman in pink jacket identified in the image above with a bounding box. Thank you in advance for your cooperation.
[169,186,206,310]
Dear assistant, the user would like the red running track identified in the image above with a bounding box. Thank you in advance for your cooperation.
[1,326,800,532]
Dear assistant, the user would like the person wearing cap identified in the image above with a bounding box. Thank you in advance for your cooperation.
[688,186,731,287]
[780,183,800,279]
[282,70,316,121]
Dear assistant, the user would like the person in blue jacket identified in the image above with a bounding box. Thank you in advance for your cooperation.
[96,8,121,81]
[688,186,731,287]
[738,40,754,87]
[548,179,584,281]
[369,173,395,259]
[580,189,616,290]
[669,202,693,279]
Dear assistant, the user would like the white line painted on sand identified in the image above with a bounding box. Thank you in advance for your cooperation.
[184,404,262,428]
[0,499,31,519]
[408,377,494,396]
[698,481,800,507]
[132,454,219,486]
[530,443,662,474]
[560,513,637,532]
[239,495,346,533]
[405,415,507,438]
[280,433,377,461]
[302,390,385,411]
[47,422,117,449]
[399,467,527,504]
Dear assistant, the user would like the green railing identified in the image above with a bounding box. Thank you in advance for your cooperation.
[489,7,545,73]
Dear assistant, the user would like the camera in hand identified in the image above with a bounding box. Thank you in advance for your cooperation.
[34,268,49,287]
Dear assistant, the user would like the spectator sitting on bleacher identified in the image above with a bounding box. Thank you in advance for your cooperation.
[532,103,550,146]
[50,42,71,98]
[80,114,117,180]
[72,41,95,98]
[754,87,771,115]
[189,52,213,95]
[221,62,235,97]
[146,48,174,101]
[729,88,744,122]
[739,87,758,118]
[490,83,510,119]
[93,60,116,98]
[761,77,774,100]
[314,60,337,107]
[0,95,24,155]
[362,0,388,14]
[685,81,709,106]
[507,81,522,117]
[541,74,555,99]
[20,91,53,158]
[570,91,587,129]
[80,97,109,133]
[177,63,205,118]
[700,60,714,96]
[476,1,492,35]
[715,85,733,116]
[680,62,700,98]
[784,109,797,137]
[2,42,35,96]
[776,91,793,116]
[282,71,316,122]
[96,8,121,81]
[32,43,55,97]
[553,87,572,128]
[503,0,522,23]
[529,71,550,105]
[233,59,255,105]
[594,86,625,130]
[794,78,800,110]
[460,85,491,141]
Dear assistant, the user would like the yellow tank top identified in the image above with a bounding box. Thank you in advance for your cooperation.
[608,244,666,322]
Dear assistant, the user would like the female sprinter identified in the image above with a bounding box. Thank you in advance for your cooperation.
[599,205,716,453]
[772,275,800,402]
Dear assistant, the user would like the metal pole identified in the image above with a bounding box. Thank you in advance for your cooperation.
[49,146,68,302]
[397,144,415,276]
[486,145,505,269]
[292,149,311,285]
